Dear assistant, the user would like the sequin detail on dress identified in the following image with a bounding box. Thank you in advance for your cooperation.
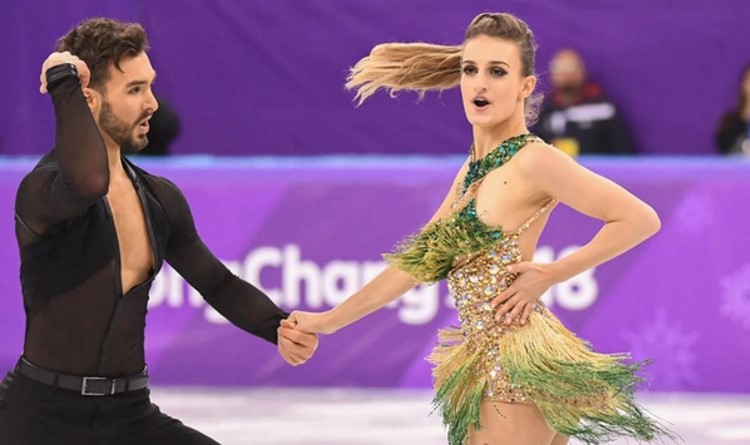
[385,134,677,445]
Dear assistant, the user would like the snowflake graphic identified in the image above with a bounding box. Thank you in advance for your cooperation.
[720,263,750,330]
[673,193,717,235]
[622,310,700,391]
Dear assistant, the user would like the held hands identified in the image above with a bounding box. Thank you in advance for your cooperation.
[39,51,91,93]
[287,310,338,335]
[276,310,338,367]
[491,261,557,325]
[277,319,318,366]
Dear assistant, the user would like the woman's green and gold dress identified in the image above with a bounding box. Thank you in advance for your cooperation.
[385,134,675,445]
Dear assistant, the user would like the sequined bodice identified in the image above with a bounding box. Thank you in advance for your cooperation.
[444,135,554,338]
[386,132,554,343]
[441,134,555,403]
[447,196,554,332]
[448,236,521,337]
[383,134,548,284]
[443,196,555,402]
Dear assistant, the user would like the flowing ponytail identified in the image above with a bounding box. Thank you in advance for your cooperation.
[346,43,462,105]
[346,12,543,124]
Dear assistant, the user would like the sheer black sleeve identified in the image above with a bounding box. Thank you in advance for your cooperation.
[15,71,108,237]
[157,178,287,344]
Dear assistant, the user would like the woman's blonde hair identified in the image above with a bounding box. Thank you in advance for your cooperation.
[346,12,542,124]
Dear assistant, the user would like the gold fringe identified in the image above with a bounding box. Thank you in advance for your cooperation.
[429,310,677,445]
[428,328,472,391]
[428,328,487,445]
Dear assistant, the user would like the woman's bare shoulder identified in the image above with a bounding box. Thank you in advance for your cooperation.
[515,141,578,175]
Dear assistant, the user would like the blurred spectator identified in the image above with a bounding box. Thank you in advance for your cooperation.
[126,95,181,156]
[534,49,635,156]
[715,64,750,156]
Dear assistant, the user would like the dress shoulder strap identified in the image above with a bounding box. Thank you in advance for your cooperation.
[512,199,557,235]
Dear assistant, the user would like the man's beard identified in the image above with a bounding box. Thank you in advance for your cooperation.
[99,100,150,151]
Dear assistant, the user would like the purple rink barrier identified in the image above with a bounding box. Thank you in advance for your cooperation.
[1,155,749,392]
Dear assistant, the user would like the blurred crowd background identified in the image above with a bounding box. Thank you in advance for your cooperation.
[1,0,748,159]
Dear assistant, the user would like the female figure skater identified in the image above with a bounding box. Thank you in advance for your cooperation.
[290,12,675,445]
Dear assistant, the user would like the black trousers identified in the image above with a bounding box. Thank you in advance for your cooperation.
[0,371,221,445]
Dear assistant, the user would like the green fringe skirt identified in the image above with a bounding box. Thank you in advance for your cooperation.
[428,306,677,445]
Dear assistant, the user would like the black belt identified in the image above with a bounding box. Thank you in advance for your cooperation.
[15,357,149,396]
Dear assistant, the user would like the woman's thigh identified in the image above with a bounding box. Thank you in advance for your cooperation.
[467,401,557,445]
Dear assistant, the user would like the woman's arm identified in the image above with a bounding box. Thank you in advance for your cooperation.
[290,158,471,334]
[493,143,661,323]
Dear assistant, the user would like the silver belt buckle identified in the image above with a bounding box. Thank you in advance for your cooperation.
[81,376,116,396]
